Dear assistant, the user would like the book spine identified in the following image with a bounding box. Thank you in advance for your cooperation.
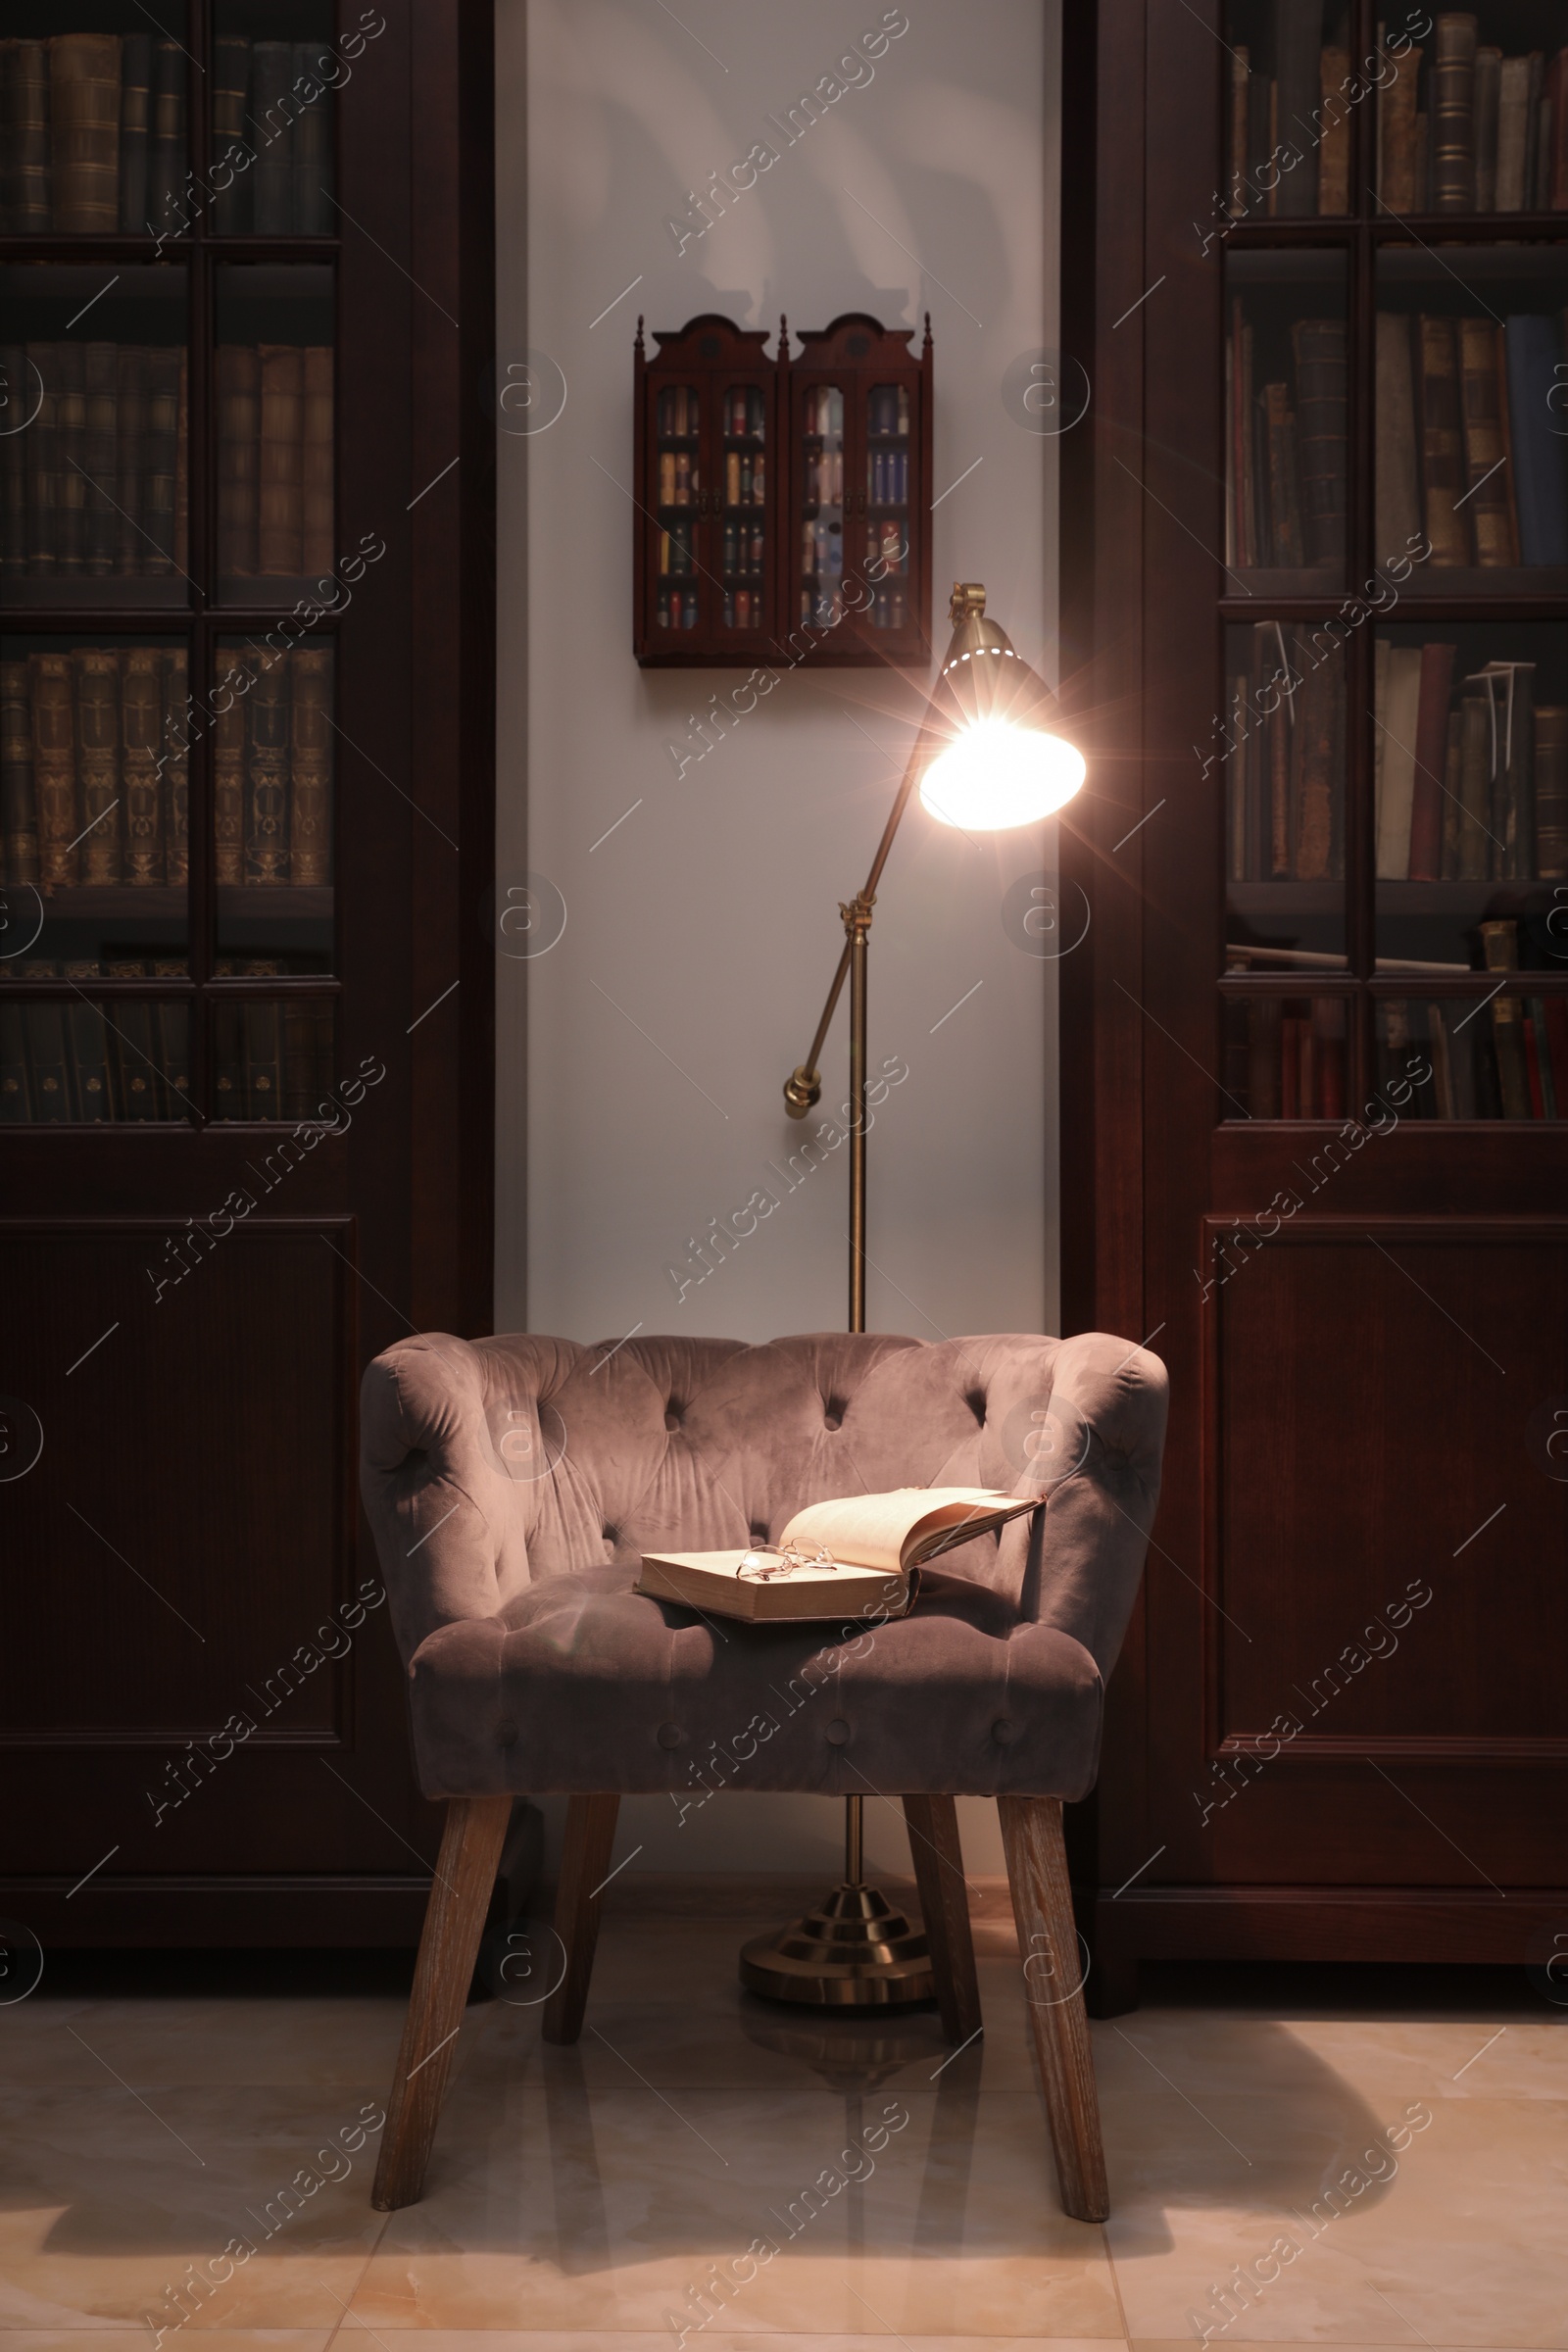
[0,346,26,574]
[0,658,38,887]
[1505,313,1568,566]
[1319,47,1350,215]
[1292,636,1338,881]
[244,654,290,883]
[120,646,163,884]
[1473,45,1501,211]
[29,651,77,890]
[146,40,185,241]
[211,37,251,234]
[0,1000,31,1123]
[24,341,57,577]
[81,340,118,576]
[244,996,283,1119]
[1440,707,1463,877]
[1272,3,1321,218]
[1495,55,1532,213]
[288,645,332,884]
[1380,35,1420,212]
[258,344,304,573]
[1375,313,1421,566]
[1492,993,1532,1116]
[213,661,246,886]
[1536,705,1568,877]
[54,341,85,577]
[1291,318,1347,566]
[73,648,121,885]
[301,345,333,575]
[119,33,150,230]
[140,348,180,572]
[1432,11,1478,211]
[6,42,51,232]
[26,1001,76,1121]
[216,344,259,578]
[49,32,121,233]
[109,993,161,1120]
[251,43,295,234]
[1416,314,1470,562]
[1408,641,1455,880]
[1457,316,1518,563]
[1456,689,1491,877]
[113,343,144,574]
[162,647,188,885]
[293,42,332,233]
[64,970,113,1123]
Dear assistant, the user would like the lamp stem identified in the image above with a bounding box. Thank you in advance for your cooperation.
[845,1791,863,1886]
[846,898,871,1336]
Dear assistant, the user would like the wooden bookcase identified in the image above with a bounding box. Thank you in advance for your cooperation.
[0,0,495,1944]
[1061,0,1568,2005]
[633,309,932,668]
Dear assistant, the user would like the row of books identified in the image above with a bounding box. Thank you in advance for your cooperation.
[0,980,332,1123]
[1,343,186,581]
[1225,11,1568,218]
[0,646,332,892]
[1373,643,1568,881]
[1227,988,1568,1118]
[1380,310,1568,568]
[1226,623,1347,882]
[216,345,334,579]
[0,34,183,235]
[0,34,333,237]
[1227,313,1347,569]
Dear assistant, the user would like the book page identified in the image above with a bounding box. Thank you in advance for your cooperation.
[780,1488,1021,1573]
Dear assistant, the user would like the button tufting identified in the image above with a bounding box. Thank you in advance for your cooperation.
[825,1718,852,1746]
[602,1526,617,1545]
[656,1722,683,1748]
[663,1411,680,1433]
[823,1394,846,1432]
[750,1522,768,1543]
[496,1718,519,1748]
[992,1718,1017,1744]
[965,1389,987,1422]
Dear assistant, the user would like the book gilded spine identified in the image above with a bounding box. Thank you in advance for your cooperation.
[162,647,188,885]
[213,663,246,887]
[1473,45,1501,212]
[120,646,163,885]
[1291,318,1347,567]
[146,40,185,240]
[301,346,333,575]
[119,34,151,231]
[73,649,121,885]
[0,659,38,888]
[245,655,290,883]
[288,646,332,883]
[216,344,261,577]
[5,43,51,232]
[1457,317,1519,564]
[49,33,121,233]
[1416,315,1470,562]
[258,344,305,573]
[1495,55,1533,213]
[29,652,77,891]
[81,341,118,576]
[1432,13,1479,211]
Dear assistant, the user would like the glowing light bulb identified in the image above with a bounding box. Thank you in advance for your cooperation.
[918,716,1086,831]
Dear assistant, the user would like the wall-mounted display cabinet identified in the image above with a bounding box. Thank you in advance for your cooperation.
[632,309,932,669]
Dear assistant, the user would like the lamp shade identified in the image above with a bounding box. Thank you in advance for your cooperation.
[918,590,1085,830]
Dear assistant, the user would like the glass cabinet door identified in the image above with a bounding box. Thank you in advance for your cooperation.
[861,379,912,634]
[797,379,845,630]
[717,378,767,639]
[651,380,702,639]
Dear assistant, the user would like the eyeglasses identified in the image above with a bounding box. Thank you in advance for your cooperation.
[736,1541,838,1583]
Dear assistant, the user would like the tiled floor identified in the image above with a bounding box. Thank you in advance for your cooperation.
[2,1898,1564,2351]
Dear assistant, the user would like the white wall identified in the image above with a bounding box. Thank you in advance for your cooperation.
[496,0,1060,1881]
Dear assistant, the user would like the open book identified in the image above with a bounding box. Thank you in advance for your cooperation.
[636,1487,1040,1623]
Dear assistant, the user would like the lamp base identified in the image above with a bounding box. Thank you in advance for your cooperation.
[739,1880,935,2008]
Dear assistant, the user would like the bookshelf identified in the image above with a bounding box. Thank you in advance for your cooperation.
[1061,0,1568,2003]
[632,309,932,668]
[0,2,495,1944]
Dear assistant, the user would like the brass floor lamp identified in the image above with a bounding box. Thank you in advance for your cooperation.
[739,581,1088,2007]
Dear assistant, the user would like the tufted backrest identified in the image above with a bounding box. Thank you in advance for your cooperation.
[360,1329,1168,1679]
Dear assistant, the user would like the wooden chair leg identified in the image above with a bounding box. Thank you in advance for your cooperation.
[902,1794,982,2045]
[998,1793,1109,2224]
[371,1792,513,2212]
[541,1792,620,2045]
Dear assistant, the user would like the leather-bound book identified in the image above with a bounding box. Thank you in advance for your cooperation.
[49,33,121,232]
[293,42,332,232]
[1376,643,1424,878]
[1260,381,1303,567]
[4,42,52,232]
[30,651,78,891]
[81,342,118,577]
[1505,314,1568,566]
[119,34,151,230]
[1291,318,1347,566]
[1271,2,1320,217]
[146,40,184,239]
[161,647,188,885]
[1473,46,1501,212]
[288,645,332,883]
[1290,632,1340,881]
[1457,318,1518,564]
[1536,707,1568,878]
[251,43,295,233]
[1379,39,1419,213]
[213,662,246,886]
[140,347,181,571]
[1416,316,1470,563]
[24,342,57,577]
[258,344,304,573]
[113,344,144,574]
[1375,313,1421,567]
[120,646,164,885]
[301,346,333,574]
[244,653,290,882]
[1407,641,1456,881]
[1432,13,1478,211]
[1319,43,1350,215]
[1,659,38,888]
[211,36,251,233]
[73,649,121,885]
[216,344,261,576]
[54,341,86,578]
[0,344,25,576]
[1495,56,1534,213]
